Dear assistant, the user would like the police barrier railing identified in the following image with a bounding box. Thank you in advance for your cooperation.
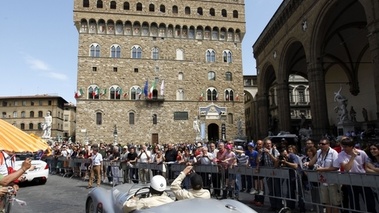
[304,170,379,213]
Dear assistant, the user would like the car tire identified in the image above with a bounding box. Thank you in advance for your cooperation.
[86,198,94,213]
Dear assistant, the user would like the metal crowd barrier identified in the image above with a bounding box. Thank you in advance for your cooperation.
[47,157,379,212]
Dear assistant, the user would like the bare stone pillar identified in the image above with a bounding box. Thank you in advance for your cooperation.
[276,83,291,132]
[257,94,269,139]
[366,15,379,120]
[307,62,329,139]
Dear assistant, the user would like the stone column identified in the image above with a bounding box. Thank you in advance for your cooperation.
[257,94,269,139]
[307,62,329,139]
[366,14,379,120]
[276,82,291,132]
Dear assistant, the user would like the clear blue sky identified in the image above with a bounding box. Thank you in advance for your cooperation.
[0,0,281,104]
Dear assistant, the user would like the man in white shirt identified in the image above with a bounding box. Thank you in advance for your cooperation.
[137,145,151,184]
[337,137,376,213]
[87,147,103,188]
[306,138,340,213]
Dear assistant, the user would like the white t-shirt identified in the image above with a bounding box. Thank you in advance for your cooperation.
[0,152,15,176]
[138,150,151,163]
[337,150,369,173]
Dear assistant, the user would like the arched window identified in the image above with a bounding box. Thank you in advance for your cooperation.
[176,49,184,60]
[185,7,190,15]
[152,114,157,124]
[225,72,232,81]
[197,7,203,15]
[30,111,34,118]
[38,111,43,117]
[160,5,165,13]
[210,8,215,16]
[90,43,100,57]
[96,0,103,8]
[88,85,100,99]
[208,71,216,81]
[136,3,142,11]
[96,112,102,125]
[83,0,89,7]
[129,112,135,124]
[149,4,155,12]
[206,49,216,62]
[178,72,183,80]
[152,47,159,60]
[225,89,234,101]
[110,86,122,100]
[172,5,178,14]
[21,111,25,118]
[123,2,130,10]
[29,123,34,130]
[222,9,227,17]
[131,86,142,100]
[233,10,238,18]
[13,111,17,118]
[176,89,184,100]
[111,44,121,58]
[110,1,116,9]
[223,50,232,63]
[131,45,142,58]
[38,123,43,130]
[206,88,217,101]
[20,123,25,130]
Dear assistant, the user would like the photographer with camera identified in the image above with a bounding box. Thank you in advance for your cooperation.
[278,147,306,213]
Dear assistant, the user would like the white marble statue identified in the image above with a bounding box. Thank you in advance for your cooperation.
[334,87,348,124]
[42,111,52,138]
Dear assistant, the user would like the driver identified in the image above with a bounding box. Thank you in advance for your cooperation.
[123,175,174,212]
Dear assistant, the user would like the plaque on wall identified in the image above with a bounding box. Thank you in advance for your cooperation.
[142,27,149,36]
[151,27,158,36]
[133,27,140,35]
[196,30,202,39]
[89,23,96,33]
[159,28,165,37]
[116,24,123,34]
[98,24,105,34]
[227,32,233,41]
[125,25,132,35]
[107,25,114,34]
[204,31,210,39]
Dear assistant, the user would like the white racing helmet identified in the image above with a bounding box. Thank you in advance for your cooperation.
[150,175,167,192]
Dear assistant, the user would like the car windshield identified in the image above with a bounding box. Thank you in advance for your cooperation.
[15,153,35,161]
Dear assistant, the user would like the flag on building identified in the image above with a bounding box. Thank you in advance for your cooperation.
[160,80,165,96]
[117,88,122,97]
[143,80,148,97]
[75,88,83,99]
[101,88,107,96]
[226,94,229,101]
[199,91,204,101]
[149,80,156,99]
[92,87,99,98]
[123,91,128,99]
[235,93,239,101]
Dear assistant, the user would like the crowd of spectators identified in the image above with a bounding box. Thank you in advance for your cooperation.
[40,136,379,213]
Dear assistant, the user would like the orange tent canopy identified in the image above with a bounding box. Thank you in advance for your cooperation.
[0,119,49,152]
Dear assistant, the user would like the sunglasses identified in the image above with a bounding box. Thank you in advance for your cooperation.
[319,143,327,145]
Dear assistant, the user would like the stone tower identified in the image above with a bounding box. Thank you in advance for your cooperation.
[73,0,246,145]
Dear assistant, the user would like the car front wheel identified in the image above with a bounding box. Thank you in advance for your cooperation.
[86,198,95,213]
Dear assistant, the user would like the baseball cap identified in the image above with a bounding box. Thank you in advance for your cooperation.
[123,145,128,149]
[247,142,254,147]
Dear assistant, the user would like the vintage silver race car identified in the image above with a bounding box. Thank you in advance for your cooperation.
[85,183,257,213]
